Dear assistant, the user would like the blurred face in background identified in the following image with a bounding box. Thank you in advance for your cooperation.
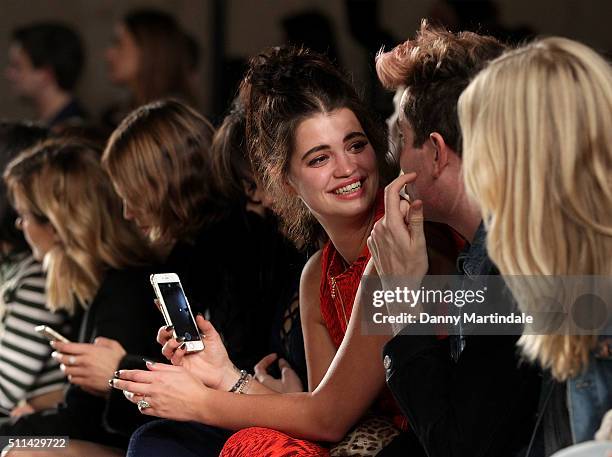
[105,23,140,86]
[5,43,47,100]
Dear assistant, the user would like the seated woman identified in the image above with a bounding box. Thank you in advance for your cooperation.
[208,98,308,390]
[0,139,161,455]
[124,97,309,457]
[115,47,428,456]
[458,37,612,455]
[0,122,77,417]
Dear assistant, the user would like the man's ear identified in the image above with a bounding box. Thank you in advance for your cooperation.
[429,132,451,178]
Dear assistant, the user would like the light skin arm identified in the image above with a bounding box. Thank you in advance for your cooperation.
[299,250,337,391]
[115,260,389,442]
[115,191,427,440]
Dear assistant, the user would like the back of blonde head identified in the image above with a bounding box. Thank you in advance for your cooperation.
[459,38,612,380]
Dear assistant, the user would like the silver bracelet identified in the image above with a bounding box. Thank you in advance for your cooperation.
[229,370,248,393]
[236,374,252,394]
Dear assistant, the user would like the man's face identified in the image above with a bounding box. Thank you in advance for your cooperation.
[396,92,437,204]
[5,44,47,100]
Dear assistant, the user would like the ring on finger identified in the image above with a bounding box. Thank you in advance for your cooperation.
[68,355,76,365]
[137,396,151,412]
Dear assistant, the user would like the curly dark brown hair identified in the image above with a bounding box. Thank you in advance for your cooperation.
[239,46,396,247]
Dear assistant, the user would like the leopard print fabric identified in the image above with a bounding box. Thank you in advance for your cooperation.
[329,415,400,456]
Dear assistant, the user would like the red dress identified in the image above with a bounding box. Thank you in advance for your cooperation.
[221,192,403,457]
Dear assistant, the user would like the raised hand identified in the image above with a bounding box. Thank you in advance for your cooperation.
[157,315,240,391]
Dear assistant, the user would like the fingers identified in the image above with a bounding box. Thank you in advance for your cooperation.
[145,361,178,372]
[62,366,89,377]
[51,341,91,354]
[93,336,117,348]
[277,357,291,371]
[54,352,82,367]
[384,172,417,226]
[156,325,174,345]
[161,337,183,361]
[407,199,425,244]
[111,378,149,396]
[195,315,217,339]
[116,369,156,383]
[170,346,186,366]
[254,353,277,372]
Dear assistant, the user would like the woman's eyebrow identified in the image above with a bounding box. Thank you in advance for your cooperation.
[343,131,367,142]
[301,144,329,161]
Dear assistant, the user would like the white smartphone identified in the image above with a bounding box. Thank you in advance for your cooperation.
[150,273,204,353]
[34,325,71,344]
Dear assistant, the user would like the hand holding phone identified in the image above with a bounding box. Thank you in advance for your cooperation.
[150,273,204,353]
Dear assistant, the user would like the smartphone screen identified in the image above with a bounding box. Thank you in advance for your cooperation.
[157,282,200,342]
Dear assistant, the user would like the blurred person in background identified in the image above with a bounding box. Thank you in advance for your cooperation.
[6,23,88,131]
[0,122,77,419]
[103,9,199,128]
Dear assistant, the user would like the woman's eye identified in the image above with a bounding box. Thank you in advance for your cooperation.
[308,155,328,167]
[348,141,367,152]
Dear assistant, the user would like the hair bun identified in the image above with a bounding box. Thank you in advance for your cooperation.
[246,46,328,96]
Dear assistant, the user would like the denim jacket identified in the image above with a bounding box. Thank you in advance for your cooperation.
[567,334,612,443]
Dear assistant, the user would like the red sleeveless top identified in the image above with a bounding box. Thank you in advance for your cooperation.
[220,191,404,457]
[319,192,384,347]
[319,190,407,430]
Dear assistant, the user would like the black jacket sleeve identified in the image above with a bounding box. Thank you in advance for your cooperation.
[85,268,164,436]
[383,334,540,457]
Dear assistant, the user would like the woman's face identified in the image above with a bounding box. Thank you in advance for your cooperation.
[288,108,379,224]
[12,192,57,261]
[116,191,155,240]
[105,24,140,86]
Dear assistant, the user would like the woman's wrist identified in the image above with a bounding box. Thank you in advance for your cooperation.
[219,364,242,391]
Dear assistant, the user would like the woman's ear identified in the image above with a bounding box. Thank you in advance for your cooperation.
[284,176,297,195]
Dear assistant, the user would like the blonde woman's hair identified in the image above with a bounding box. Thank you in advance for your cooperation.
[459,37,612,381]
[102,99,220,245]
[4,140,154,313]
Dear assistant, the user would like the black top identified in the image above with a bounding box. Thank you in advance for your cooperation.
[47,98,88,130]
[164,207,306,372]
[383,223,541,457]
[0,267,162,448]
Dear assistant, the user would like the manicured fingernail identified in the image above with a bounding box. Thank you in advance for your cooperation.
[51,351,58,358]
[178,342,186,350]
[49,341,56,348]
[108,378,114,387]
[114,370,121,378]
[145,360,156,367]
[165,325,174,331]
[175,336,185,343]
